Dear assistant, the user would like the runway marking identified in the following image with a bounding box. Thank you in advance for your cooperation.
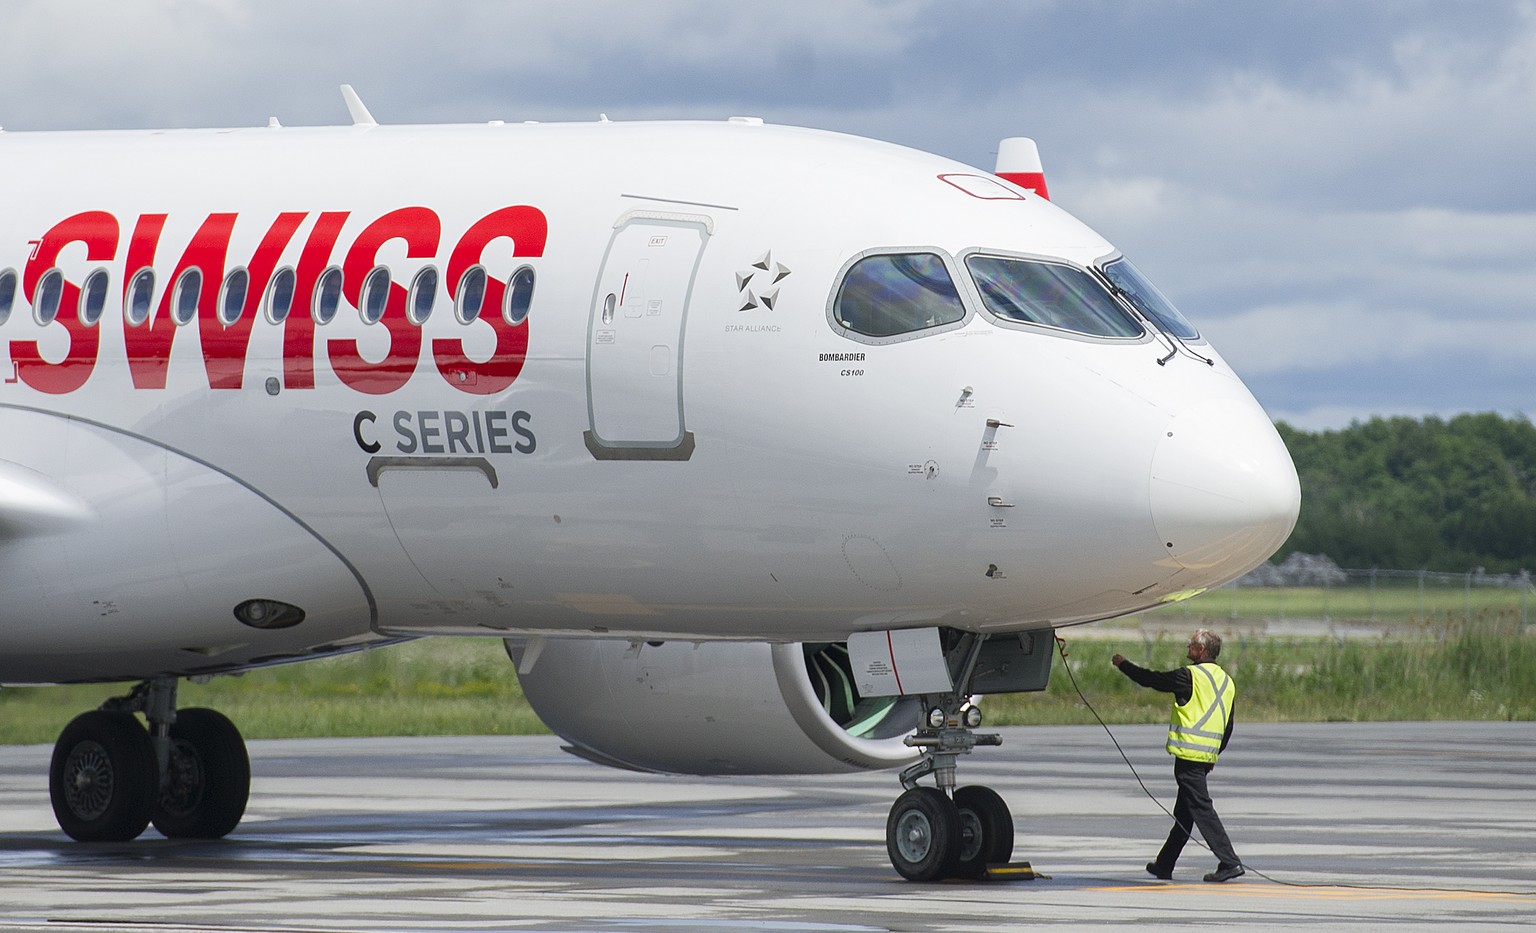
[1089,883,1528,902]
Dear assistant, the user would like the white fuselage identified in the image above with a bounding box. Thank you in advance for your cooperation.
[0,119,1299,683]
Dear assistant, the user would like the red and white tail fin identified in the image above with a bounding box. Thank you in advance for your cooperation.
[994,137,1049,200]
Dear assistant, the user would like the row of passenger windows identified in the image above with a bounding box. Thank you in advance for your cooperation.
[831,251,1198,342]
[0,264,535,330]
[0,251,1197,344]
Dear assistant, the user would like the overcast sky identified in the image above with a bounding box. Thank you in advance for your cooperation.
[3,0,1532,430]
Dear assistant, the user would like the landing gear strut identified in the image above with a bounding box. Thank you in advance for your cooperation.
[884,634,1015,882]
[49,677,249,842]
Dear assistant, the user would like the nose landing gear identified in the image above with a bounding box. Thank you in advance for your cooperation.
[880,624,1024,882]
[876,627,1057,882]
[885,695,1014,881]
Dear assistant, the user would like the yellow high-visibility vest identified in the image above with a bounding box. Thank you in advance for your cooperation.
[1166,662,1234,763]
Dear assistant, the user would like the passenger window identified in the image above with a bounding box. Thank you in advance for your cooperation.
[266,267,296,324]
[34,269,64,325]
[505,266,534,325]
[360,266,391,324]
[0,267,16,325]
[966,255,1141,338]
[455,265,486,324]
[171,268,203,326]
[313,266,343,324]
[79,269,110,326]
[407,266,437,325]
[833,253,966,338]
[125,268,155,327]
[218,267,249,326]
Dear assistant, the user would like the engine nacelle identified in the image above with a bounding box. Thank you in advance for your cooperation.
[505,638,922,775]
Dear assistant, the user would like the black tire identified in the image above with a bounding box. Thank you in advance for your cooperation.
[953,784,1015,878]
[49,710,158,842]
[151,708,250,839]
[885,787,960,882]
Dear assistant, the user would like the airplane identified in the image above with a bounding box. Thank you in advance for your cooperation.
[0,87,1299,882]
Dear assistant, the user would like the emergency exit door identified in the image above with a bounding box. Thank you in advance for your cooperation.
[584,211,710,460]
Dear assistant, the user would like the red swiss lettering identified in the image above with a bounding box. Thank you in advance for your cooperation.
[200,212,306,389]
[329,207,440,395]
[9,205,545,397]
[12,211,118,394]
[121,214,170,388]
[435,206,547,395]
[123,213,235,389]
[283,212,349,390]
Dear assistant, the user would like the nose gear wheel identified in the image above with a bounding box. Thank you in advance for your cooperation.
[882,632,1018,882]
[886,787,961,881]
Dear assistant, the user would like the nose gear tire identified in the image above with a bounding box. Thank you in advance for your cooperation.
[886,786,961,882]
[953,784,1014,877]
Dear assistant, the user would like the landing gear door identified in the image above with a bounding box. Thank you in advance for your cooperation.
[584,211,711,460]
[847,629,955,697]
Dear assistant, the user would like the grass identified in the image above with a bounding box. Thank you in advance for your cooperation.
[1136,579,1532,626]
[985,612,1536,726]
[0,639,549,746]
[3,610,1533,745]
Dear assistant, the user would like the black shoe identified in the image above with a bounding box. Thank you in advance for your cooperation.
[1146,862,1172,880]
[1204,864,1245,883]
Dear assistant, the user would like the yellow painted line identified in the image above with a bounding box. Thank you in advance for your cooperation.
[1090,884,1528,903]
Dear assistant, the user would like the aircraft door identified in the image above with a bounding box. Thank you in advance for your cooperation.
[584,211,710,460]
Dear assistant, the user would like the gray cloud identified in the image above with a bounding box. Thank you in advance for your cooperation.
[1,0,1532,429]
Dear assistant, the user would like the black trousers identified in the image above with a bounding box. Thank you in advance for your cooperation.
[1153,757,1240,871]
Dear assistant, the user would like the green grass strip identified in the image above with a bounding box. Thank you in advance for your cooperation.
[2,620,1532,745]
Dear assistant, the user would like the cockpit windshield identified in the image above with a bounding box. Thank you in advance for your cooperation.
[965,255,1142,338]
[1100,257,1199,340]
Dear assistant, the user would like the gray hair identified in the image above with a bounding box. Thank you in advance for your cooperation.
[1192,629,1222,660]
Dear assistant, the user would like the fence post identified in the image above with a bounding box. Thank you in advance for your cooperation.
[1464,570,1472,625]
[1370,568,1378,623]
[1522,571,1530,631]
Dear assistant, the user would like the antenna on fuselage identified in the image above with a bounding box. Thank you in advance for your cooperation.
[340,84,378,127]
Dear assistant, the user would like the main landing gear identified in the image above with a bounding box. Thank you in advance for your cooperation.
[49,677,250,842]
[885,635,1015,882]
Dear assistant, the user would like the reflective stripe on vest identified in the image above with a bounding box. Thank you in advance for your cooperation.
[1166,662,1233,763]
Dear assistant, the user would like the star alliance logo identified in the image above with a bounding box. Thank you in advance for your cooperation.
[735,250,791,312]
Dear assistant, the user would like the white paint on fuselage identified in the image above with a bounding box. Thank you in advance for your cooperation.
[0,119,1298,682]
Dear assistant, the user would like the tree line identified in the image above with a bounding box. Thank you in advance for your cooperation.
[1275,413,1536,574]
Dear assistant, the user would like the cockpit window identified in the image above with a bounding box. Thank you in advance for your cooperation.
[833,252,967,338]
[1101,257,1199,340]
[966,255,1142,338]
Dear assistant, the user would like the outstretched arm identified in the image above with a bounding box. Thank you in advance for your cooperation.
[1111,656,1192,703]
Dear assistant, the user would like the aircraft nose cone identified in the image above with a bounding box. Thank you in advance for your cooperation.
[1150,399,1300,579]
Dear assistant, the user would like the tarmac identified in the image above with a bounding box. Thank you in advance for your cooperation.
[2,721,1533,931]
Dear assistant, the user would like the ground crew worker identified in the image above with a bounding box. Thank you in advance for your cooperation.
[1112,629,1244,882]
